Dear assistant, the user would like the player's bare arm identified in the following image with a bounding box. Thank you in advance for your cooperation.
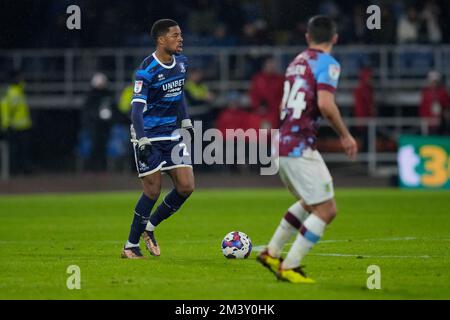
[317,90,358,160]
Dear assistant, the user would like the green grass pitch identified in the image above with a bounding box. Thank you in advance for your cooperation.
[0,188,449,300]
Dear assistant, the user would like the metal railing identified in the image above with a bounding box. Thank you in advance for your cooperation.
[321,117,439,176]
[0,117,440,181]
[1,45,450,109]
[0,141,9,181]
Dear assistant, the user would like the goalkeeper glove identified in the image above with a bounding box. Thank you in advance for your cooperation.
[137,137,152,163]
[181,119,194,141]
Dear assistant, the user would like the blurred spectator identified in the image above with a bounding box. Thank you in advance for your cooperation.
[397,6,420,44]
[216,91,260,136]
[353,68,375,118]
[288,21,307,45]
[215,91,260,173]
[372,4,397,44]
[78,72,114,172]
[185,68,215,129]
[118,82,133,118]
[318,0,340,18]
[106,81,134,172]
[419,71,450,134]
[248,56,284,129]
[2,0,450,48]
[216,91,245,135]
[438,105,450,135]
[207,24,236,47]
[239,20,271,46]
[187,0,216,36]
[216,0,247,37]
[0,70,33,175]
[420,0,442,44]
[349,4,369,44]
[353,67,375,151]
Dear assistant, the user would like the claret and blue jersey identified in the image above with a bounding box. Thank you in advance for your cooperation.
[279,48,341,157]
[132,52,189,139]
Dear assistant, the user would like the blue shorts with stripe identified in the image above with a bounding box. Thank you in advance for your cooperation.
[133,139,192,178]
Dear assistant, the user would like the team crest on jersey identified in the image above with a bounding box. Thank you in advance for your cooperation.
[180,62,186,73]
[134,80,143,93]
[328,64,340,81]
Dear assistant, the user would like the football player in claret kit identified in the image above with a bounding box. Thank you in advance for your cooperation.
[257,16,358,282]
[121,19,195,259]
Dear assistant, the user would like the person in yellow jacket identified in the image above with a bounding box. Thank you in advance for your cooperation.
[0,70,33,175]
[118,83,133,116]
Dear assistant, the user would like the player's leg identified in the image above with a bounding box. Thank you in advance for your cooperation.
[146,166,194,229]
[280,198,336,274]
[122,172,162,259]
[257,159,313,273]
[143,166,194,255]
[267,200,312,258]
[122,137,164,259]
[277,151,335,283]
[258,200,311,273]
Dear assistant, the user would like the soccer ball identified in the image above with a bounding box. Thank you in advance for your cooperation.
[221,231,252,259]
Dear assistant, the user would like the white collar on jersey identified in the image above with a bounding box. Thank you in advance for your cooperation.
[152,52,176,69]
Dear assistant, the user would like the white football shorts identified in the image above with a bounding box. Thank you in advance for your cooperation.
[278,148,334,205]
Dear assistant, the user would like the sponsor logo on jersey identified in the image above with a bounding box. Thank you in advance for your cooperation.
[162,79,185,92]
[158,74,165,81]
[134,80,143,93]
[180,62,186,73]
[328,64,340,81]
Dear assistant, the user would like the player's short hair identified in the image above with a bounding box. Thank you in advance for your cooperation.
[307,15,337,44]
[151,19,179,43]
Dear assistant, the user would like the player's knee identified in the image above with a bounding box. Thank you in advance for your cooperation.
[144,188,161,200]
[328,209,337,221]
[301,201,314,213]
[327,204,338,222]
[142,180,161,200]
[315,200,337,223]
[176,182,194,197]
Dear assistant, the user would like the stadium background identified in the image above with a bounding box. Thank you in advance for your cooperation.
[0,0,449,301]
[0,0,449,191]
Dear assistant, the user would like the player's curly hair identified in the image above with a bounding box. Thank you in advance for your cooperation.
[307,15,337,44]
[151,19,179,43]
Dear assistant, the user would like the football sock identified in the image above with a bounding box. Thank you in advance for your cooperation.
[125,241,139,249]
[267,202,310,258]
[146,189,189,230]
[282,214,326,270]
[126,193,157,247]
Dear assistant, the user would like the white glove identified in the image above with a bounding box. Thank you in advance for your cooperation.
[137,137,152,163]
[138,137,151,147]
[181,119,193,129]
[181,119,194,140]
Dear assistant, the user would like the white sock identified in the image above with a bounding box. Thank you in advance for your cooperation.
[145,222,156,232]
[267,219,295,258]
[125,241,139,249]
[267,202,310,258]
[290,202,310,223]
[282,214,327,269]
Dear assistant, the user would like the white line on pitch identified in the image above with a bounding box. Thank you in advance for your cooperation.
[309,253,431,259]
[252,245,431,259]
